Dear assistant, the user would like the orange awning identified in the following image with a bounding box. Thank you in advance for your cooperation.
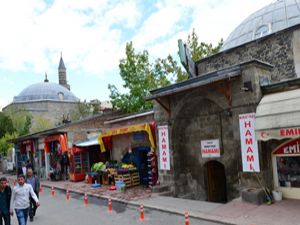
[98,123,155,152]
[44,134,68,153]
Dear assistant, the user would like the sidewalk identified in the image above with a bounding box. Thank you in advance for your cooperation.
[5,174,300,225]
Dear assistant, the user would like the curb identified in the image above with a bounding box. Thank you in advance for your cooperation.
[42,183,236,225]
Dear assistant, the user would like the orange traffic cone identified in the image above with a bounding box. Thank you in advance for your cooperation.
[40,184,43,193]
[140,204,145,222]
[108,198,112,213]
[51,186,55,197]
[84,193,88,206]
[66,189,70,201]
[185,212,189,225]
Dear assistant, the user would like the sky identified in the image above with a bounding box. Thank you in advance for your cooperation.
[0,0,274,110]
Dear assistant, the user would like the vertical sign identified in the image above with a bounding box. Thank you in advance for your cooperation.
[158,125,170,170]
[239,113,260,172]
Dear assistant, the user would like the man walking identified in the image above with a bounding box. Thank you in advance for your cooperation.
[25,168,40,221]
[10,174,40,225]
[0,177,11,225]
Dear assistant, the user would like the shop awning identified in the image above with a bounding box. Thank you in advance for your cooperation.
[75,137,99,147]
[44,134,68,153]
[98,123,155,152]
[255,89,300,141]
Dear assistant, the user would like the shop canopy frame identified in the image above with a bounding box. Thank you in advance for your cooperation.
[255,88,300,141]
[98,122,156,153]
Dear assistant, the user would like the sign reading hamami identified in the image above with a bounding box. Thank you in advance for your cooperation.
[239,113,260,172]
[201,139,220,158]
[158,125,170,170]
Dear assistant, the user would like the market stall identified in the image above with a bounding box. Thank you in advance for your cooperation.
[96,122,158,188]
[44,134,68,181]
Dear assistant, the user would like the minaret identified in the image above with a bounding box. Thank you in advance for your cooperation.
[58,53,70,90]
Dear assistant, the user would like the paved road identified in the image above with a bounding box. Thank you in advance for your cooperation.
[11,188,224,225]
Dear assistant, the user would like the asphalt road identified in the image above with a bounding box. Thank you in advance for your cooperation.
[11,188,223,225]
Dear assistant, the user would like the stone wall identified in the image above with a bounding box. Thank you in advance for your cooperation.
[197,27,299,81]
[154,62,272,201]
[5,101,79,128]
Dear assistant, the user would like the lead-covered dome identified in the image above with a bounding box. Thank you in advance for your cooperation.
[13,82,79,103]
[221,0,300,51]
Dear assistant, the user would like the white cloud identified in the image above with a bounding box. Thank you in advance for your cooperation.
[0,0,274,82]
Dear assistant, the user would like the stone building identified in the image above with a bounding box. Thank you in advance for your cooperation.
[3,55,80,127]
[147,0,300,202]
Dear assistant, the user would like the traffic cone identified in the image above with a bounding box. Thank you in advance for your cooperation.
[66,189,70,201]
[84,193,88,206]
[51,186,55,197]
[185,212,189,225]
[108,198,112,213]
[140,204,145,222]
[40,184,43,193]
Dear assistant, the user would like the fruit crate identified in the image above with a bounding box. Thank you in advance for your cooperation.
[115,173,131,187]
[131,172,140,187]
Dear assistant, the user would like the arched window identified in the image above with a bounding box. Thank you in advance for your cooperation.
[58,92,64,100]
[254,24,270,39]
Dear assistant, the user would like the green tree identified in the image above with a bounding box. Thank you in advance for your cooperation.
[31,116,53,133]
[4,107,32,136]
[108,29,223,113]
[0,112,15,138]
[0,132,18,156]
[109,42,176,113]
[186,28,223,61]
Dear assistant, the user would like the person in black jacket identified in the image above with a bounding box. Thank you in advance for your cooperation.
[0,177,12,225]
[25,168,40,222]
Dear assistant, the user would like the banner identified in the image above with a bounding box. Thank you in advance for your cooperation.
[98,123,155,152]
[158,125,170,170]
[239,113,260,172]
[201,139,220,158]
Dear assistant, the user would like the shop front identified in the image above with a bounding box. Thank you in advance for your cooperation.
[255,88,300,199]
[44,134,68,181]
[97,122,158,188]
[16,140,35,173]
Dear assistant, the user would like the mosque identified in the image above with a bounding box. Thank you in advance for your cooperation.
[3,56,80,128]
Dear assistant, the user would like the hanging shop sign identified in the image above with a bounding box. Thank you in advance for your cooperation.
[201,139,220,158]
[256,127,300,141]
[239,113,260,172]
[273,138,300,155]
[158,125,170,170]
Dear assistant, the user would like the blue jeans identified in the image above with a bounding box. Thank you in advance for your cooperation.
[15,208,29,225]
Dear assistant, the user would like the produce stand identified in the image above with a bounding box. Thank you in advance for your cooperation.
[115,170,140,188]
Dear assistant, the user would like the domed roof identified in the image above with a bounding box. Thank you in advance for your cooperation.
[221,0,300,51]
[13,81,79,103]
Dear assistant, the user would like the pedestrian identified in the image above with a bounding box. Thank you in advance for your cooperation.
[26,160,34,172]
[0,177,11,225]
[21,162,27,176]
[10,174,40,225]
[25,168,40,222]
[60,152,69,180]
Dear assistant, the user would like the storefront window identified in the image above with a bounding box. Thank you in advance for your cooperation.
[276,156,300,188]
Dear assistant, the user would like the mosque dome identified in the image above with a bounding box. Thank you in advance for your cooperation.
[221,0,300,51]
[13,81,79,103]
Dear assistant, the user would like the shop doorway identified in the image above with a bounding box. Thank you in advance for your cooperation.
[122,147,149,185]
[205,161,227,202]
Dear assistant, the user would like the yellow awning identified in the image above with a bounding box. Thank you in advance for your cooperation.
[98,123,155,152]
